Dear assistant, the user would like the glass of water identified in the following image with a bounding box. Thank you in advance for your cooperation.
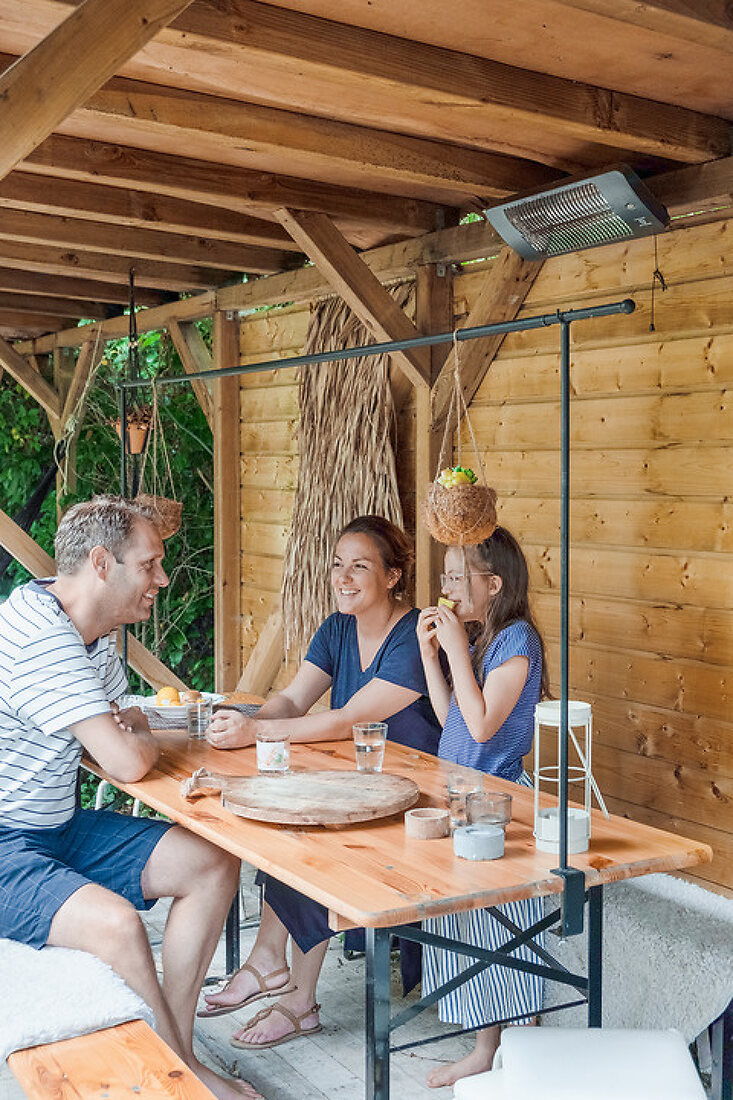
[255,729,290,774]
[446,771,483,830]
[352,722,388,773]
[467,790,513,830]
[187,698,213,739]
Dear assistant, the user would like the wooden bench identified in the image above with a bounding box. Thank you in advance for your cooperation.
[8,1019,215,1099]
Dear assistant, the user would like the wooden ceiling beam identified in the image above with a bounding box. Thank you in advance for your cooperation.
[22,134,441,236]
[67,77,559,205]
[0,239,236,291]
[0,312,77,336]
[101,0,730,165]
[0,291,112,320]
[553,0,733,53]
[0,267,173,307]
[0,170,301,249]
[0,333,61,416]
[275,208,431,392]
[0,208,292,272]
[0,0,195,183]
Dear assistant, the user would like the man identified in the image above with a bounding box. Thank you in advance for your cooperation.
[0,496,261,1100]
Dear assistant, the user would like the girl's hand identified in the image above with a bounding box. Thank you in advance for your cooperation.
[205,709,257,749]
[432,604,470,661]
[416,607,440,660]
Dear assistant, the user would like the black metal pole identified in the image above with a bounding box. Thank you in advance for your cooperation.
[118,299,636,391]
[559,319,570,871]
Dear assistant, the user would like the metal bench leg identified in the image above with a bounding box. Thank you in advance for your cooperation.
[711,997,733,1100]
[365,927,391,1100]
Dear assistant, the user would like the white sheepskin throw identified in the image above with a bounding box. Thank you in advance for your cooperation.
[0,937,153,1062]
[543,873,733,1042]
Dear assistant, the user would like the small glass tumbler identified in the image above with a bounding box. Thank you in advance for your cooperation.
[187,698,213,739]
[352,722,388,773]
[256,729,290,774]
[446,772,483,831]
[467,790,513,830]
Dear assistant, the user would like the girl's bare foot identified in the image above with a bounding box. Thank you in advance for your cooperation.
[426,1026,500,1089]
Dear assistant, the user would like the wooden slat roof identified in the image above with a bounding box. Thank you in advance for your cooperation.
[0,0,730,339]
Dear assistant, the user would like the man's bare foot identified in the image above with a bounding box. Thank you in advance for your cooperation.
[200,951,291,1016]
[232,990,320,1047]
[193,1057,264,1100]
[426,1046,496,1089]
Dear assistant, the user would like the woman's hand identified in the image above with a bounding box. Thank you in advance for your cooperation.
[111,702,148,735]
[416,607,441,661]
[205,709,258,750]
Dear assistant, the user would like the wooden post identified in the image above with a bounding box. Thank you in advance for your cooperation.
[212,310,242,693]
[415,264,453,608]
[53,346,77,508]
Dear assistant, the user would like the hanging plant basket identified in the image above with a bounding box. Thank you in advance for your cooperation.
[134,493,183,539]
[423,479,497,546]
[113,405,153,456]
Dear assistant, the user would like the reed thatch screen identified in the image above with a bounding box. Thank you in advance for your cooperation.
[281,285,412,660]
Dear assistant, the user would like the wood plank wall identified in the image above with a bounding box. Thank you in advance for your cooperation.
[238,217,733,891]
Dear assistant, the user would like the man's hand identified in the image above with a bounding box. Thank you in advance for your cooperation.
[206,709,258,750]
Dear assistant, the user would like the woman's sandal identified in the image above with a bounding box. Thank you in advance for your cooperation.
[196,962,296,1018]
[229,1002,323,1049]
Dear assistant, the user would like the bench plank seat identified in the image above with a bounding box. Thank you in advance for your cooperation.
[8,1019,215,1099]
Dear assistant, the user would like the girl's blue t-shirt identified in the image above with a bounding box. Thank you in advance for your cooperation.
[438,619,542,781]
[305,608,440,754]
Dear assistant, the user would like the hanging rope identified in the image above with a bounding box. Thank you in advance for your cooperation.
[55,322,106,497]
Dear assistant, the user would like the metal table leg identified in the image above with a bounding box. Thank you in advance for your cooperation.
[365,927,392,1100]
[587,884,603,1027]
[711,997,733,1100]
[225,891,240,974]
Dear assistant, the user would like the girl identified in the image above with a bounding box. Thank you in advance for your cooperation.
[416,526,549,1088]
[199,515,440,1047]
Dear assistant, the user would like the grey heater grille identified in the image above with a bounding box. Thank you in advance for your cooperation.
[485,167,669,260]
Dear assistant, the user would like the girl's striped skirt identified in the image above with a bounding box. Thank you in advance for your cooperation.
[422,773,544,1030]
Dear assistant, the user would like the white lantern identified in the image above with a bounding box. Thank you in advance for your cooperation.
[533,699,608,853]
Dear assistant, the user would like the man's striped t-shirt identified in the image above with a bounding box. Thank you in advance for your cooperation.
[0,580,126,829]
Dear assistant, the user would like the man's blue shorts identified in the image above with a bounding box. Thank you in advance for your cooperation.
[0,809,172,949]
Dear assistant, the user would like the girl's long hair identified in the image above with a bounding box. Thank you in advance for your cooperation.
[466,526,550,698]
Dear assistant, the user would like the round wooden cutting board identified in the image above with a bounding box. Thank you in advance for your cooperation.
[221,770,420,825]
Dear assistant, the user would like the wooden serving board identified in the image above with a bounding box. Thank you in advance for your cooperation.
[221,770,420,825]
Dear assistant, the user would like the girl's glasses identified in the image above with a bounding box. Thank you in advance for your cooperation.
[440,572,494,587]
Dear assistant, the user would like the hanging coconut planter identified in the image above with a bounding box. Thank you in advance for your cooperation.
[424,467,497,546]
[133,493,183,539]
[422,336,498,547]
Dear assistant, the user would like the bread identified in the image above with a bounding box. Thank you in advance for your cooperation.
[179,689,203,705]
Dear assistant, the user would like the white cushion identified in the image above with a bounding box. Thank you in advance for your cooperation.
[453,1028,706,1100]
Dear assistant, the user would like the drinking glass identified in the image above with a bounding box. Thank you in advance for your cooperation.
[255,729,290,773]
[446,772,483,830]
[352,722,388,773]
[187,698,213,739]
[467,790,513,830]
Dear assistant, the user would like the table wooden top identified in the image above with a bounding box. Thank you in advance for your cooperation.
[86,729,712,929]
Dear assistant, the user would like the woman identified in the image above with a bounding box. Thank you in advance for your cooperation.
[199,515,440,1049]
[416,527,549,1089]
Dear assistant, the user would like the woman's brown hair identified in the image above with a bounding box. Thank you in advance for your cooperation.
[465,526,550,698]
[338,515,413,600]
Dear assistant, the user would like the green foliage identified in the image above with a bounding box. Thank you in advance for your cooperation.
[1,322,215,694]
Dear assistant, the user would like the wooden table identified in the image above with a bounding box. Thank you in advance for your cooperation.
[86,731,711,1100]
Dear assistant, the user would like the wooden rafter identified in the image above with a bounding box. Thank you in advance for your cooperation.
[0,208,293,273]
[0,506,185,690]
[0,267,172,308]
[0,170,301,250]
[275,209,431,393]
[37,1,730,167]
[168,320,213,429]
[0,333,61,417]
[554,0,733,52]
[236,609,284,698]
[431,249,543,430]
[0,291,110,321]
[60,336,103,428]
[23,134,440,237]
[0,240,235,292]
[0,0,196,183]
